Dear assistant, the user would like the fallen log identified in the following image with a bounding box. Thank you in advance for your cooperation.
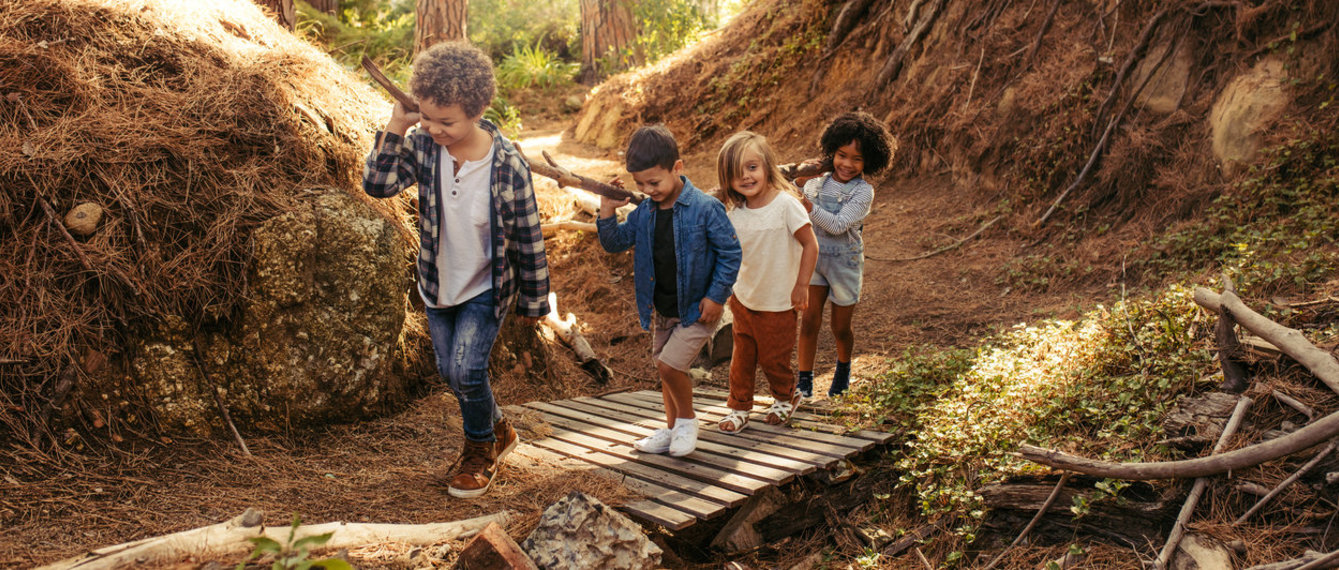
[1018,402,1339,479]
[1193,288,1339,396]
[39,508,510,570]
[981,471,1072,570]
[1153,396,1251,569]
[360,56,640,204]
[543,293,612,384]
[977,478,1172,548]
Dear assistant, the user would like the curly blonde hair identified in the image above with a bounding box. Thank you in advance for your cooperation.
[409,42,496,118]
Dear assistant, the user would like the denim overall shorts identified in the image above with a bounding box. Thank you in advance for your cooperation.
[809,183,864,306]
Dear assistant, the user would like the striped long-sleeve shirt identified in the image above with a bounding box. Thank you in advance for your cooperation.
[363,119,550,320]
[802,174,874,244]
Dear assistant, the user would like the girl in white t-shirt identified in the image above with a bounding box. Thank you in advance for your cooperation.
[715,132,819,433]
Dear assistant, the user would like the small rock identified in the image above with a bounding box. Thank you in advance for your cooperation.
[522,491,661,570]
[1171,532,1233,570]
[454,522,538,570]
[563,94,584,112]
[64,202,103,236]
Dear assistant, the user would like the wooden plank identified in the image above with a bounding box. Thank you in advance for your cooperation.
[695,386,837,414]
[530,401,818,476]
[559,398,834,470]
[527,412,774,494]
[526,436,748,507]
[577,395,856,459]
[610,391,875,451]
[623,389,879,448]
[694,388,893,443]
[528,406,792,485]
[511,443,725,523]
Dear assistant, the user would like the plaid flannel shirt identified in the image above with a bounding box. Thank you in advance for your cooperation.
[363,119,549,320]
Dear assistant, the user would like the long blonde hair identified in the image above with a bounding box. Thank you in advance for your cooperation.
[716,131,796,209]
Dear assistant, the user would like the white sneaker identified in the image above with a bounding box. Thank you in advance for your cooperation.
[668,418,699,457]
[633,428,672,454]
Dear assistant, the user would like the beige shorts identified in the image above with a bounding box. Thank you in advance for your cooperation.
[651,313,714,372]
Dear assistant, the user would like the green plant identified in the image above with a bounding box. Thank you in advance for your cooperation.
[484,94,523,138]
[630,0,715,64]
[497,41,578,90]
[236,515,353,570]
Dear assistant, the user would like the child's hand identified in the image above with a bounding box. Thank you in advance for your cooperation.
[791,284,808,314]
[599,176,630,218]
[698,298,724,323]
[800,194,814,213]
[386,101,420,135]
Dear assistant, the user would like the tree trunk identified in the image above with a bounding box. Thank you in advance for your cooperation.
[415,0,468,56]
[579,0,639,84]
[253,0,296,30]
[309,0,338,15]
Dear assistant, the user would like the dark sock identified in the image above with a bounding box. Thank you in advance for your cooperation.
[797,371,814,397]
[829,361,851,396]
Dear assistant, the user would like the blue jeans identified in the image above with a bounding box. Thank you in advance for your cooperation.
[425,290,504,443]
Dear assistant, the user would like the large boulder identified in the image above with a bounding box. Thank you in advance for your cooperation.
[1133,38,1194,114]
[131,187,412,433]
[1209,57,1291,175]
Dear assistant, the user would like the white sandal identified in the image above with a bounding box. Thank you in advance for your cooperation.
[765,394,802,425]
[718,410,750,434]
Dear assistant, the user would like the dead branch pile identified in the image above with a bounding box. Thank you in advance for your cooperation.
[0,0,410,451]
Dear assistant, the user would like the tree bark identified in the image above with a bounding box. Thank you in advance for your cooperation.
[308,0,338,15]
[253,0,296,30]
[579,0,639,84]
[415,0,468,56]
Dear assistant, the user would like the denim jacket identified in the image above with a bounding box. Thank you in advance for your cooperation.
[597,177,740,330]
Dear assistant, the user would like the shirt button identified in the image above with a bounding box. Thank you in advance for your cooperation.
[455,178,461,183]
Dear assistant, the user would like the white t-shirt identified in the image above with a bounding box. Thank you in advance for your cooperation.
[426,144,495,308]
[727,192,812,312]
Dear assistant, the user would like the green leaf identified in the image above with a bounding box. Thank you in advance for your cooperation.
[312,559,355,570]
[247,537,283,555]
[292,532,334,551]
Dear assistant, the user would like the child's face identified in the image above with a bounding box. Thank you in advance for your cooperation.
[630,161,685,207]
[832,140,865,183]
[730,148,770,201]
[418,99,480,149]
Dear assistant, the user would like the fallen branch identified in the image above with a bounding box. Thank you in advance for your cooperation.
[1273,390,1317,422]
[360,56,640,204]
[541,221,597,239]
[1194,288,1339,396]
[1021,0,1063,72]
[875,0,948,87]
[867,215,1001,262]
[39,509,510,570]
[542,293,612,384]
[981,471,1072,570]
[778,160,827,182]
[1248,550,1330,570]
[1234,437,1338,524]
[1154,395,1251,569]
[1091,8,1169,136]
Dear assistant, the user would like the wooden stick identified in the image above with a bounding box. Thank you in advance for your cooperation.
[1235,437,1338,524]
[541,221,597,238]
[867,216,1001,262]
[1021,0,1063,71]
[1295,549,1339,570]
[1017,400,1339,480]
[1154,396,1251,569]
[39,509,510,570]
[1092,8,1168,137]
[1194,288,1339,396]
[981,471,1072,570]
[1273,390,1317,422]
[361,56,415,111]
[542,293,612,384]
[913,546,934,570]
[38,197,142,297]
[192,354,251,457]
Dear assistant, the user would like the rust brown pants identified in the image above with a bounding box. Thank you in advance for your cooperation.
[726,297,798,411]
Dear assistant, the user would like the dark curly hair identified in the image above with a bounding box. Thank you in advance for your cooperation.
[409,42,496,118]
[819,111,897,176]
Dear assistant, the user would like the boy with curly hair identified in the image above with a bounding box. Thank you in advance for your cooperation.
[363,42,549,498]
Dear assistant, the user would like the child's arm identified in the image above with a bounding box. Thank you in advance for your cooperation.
[363,101,422,198]
[595,179,639,253]
[699,201,741,323]
[508,161,551,322]
[792,223,819,312]
[806,179,873,235]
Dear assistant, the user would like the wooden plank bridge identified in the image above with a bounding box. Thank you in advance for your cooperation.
[508,388,893,530]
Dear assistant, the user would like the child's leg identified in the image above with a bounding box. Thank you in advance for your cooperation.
[658,360,696,423]
[797,285,829,371]
[828,303,856,396]
[726,298,759,412]
[756,308,798,402]
[441,293,504,443]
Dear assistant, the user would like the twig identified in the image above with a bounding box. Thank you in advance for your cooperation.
[962,46,986,112]
[1273,390,1317,421]
[867,215,1001,262]
[1037,27,1180,226]
[37,196,142,297]
[1296,549,1339,570]
[913,547,934,570]
[1280,296,1339,309]
[1235,438,1338,524]
[191,354,251,457]
[1154,395,1252,569]
[1021,0,1063,72]
[876,0,948,87]
[981,471,1073,570]
[1092,8,1168,137]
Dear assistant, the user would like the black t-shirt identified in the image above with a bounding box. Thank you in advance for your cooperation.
[652,208,679,318]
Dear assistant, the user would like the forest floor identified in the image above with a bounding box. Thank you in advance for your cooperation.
[5,118,1120,569]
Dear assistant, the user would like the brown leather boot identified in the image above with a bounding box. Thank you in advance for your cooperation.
[493,418,519,463]
[447,439,497,499]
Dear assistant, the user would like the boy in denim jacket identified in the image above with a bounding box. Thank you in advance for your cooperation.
[363,42,549,499]
[597,125,741,457]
